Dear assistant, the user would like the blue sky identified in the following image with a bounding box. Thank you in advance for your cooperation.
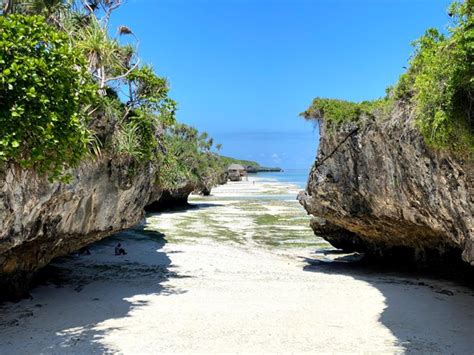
[112,0,452,169]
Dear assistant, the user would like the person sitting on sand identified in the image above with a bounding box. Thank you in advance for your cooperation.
[115,243,127,256]
[79,246,91,255]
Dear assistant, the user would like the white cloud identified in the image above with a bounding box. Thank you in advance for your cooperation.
[271,153,282,163]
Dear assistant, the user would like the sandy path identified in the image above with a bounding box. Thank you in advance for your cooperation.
[0,178,473,354]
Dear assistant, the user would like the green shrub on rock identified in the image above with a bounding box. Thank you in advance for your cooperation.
[395,2,473,152]
[0,15,98,181]
[300,97,391,129]
[157,124,224,190]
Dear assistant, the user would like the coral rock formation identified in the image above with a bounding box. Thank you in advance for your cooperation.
[299,105,473,265]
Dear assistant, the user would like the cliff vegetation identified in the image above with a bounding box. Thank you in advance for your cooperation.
[0,0,227,187]
[301,0,473,154]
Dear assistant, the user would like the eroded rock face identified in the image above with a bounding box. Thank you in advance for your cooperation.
[146,172,231,209]
[299,104,474,265]
[146,182,196,210]
[0,158,160,300]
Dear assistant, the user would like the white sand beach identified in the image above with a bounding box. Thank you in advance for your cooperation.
[0,178,473,354]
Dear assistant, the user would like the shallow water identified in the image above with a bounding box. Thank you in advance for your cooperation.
[147,178,328,250]
[252,169,310,189]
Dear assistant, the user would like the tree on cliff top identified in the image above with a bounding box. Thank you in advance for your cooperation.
[157,124,225,190]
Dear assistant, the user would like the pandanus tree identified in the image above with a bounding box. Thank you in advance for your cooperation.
[2,0,68,25]
[70,1,140,95]
[75,19,123,93]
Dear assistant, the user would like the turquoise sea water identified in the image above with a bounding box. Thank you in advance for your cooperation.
[253,169,310,189]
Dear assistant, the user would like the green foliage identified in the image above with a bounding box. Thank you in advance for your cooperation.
[0,15,97,181]
[300,97,391,129]
[113,121,143,160]
[75,18,120,73]
[2,0,65,16]
[157,124,224,190]
[300,98,362,124]
[126,65,169,109]
[113,109,162,162]
[111,65,176,162]
[0,3,254,190]
[1,3,184,183]
[219,156,262,169]
[303,1,473,153]
[394,1,473,152]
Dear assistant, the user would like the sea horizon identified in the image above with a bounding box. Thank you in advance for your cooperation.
[253,168,310,189]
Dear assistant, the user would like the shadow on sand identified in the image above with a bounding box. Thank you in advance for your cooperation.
[302,251,474,354]
[0,226,188,354]
[146,202,224,216]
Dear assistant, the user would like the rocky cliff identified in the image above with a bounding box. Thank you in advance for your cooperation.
[0,155,228,301]
[146,171,229,211]
[0,158,161,301]
[299,103,474,266]
[146,182,196,210]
